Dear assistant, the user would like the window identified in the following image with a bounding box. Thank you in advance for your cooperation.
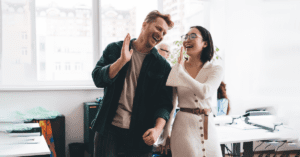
[65,63,71,71]
[0,0,94,88]
[16,59,21,64]
[57,46,61,53]
[39,36,45,52]
[55,62,61,71]
[40,43,45,52]
[40,62,46,71]
[75,63,82,71]
[0,0,207,89]
[100,0,158,52]
[21,47,27,55]
[21,32,27,40]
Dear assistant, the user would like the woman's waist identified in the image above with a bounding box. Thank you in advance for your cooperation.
[174,110,214,125]
[178,103,211,109]
[179,107,211,116]
[178,98,212,107]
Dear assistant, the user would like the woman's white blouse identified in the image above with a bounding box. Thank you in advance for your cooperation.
[161,61,224,145]
[167,62,223,108]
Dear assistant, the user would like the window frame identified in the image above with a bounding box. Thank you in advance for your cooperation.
[0,0,102,91]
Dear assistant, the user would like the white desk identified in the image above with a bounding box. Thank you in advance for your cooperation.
[0,136,51,157]
[217,125,279,144]
[0,123,51,157]
[216,119,299,157]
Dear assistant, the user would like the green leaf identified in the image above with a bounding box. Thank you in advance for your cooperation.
[216,47,219,52]
[216,56,219,59]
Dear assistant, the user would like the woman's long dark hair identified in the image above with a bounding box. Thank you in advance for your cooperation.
[191,26,214,63]
[217,81,230,115]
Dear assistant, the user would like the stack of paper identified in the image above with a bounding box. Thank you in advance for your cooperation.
[0,123,42,145]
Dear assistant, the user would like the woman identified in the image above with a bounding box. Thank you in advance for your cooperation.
[217,81,230,116]
[163,26,224,157]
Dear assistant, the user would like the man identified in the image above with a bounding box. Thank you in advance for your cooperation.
[157,43,170,59]
[91,10,174,157]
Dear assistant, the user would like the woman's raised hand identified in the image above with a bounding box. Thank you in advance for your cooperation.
[178,46,184,66]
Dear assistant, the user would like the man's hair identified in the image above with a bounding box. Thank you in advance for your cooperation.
[144,10,174,30]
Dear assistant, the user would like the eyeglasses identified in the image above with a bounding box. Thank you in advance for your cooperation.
[181,33,201,41]
[160,48,170,54]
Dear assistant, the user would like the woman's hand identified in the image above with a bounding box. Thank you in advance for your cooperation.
[177,46,184,66]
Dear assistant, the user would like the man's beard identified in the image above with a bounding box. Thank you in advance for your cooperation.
[145,41,152,49]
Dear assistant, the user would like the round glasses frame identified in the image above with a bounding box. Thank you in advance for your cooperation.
[181,33,202,41]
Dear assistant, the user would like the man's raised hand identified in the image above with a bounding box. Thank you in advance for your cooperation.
[120,33,134,63]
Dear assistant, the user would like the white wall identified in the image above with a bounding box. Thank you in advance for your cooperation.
[210,0,300,151]
[0,89,103,156]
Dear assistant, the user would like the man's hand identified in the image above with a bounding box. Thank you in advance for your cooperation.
[120,33,133,63]
[142,128,160,146]
[108,33,133,79]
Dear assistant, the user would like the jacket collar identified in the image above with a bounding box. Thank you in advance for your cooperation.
[129,38,160,59]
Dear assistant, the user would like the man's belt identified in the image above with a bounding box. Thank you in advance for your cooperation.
[180,108,211,140]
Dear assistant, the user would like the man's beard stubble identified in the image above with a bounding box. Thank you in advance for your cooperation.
[145,42,152,49]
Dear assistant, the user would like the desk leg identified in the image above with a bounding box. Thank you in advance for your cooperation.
[243,142,253,157]
[233,143,241,157]
[221,144,225,157]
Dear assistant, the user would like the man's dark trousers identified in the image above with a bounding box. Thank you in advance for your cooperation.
[94,124,153,157]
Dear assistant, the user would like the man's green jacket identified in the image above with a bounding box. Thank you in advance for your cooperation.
[91,39,173,152]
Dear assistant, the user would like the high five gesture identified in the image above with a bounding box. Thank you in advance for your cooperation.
[108,33,133,79]
[120,33,134,63]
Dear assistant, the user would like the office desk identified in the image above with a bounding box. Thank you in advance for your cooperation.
[0,123,51,157]
[218,125,279,144]
[0,135,50,157]
[216,123,299,157]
